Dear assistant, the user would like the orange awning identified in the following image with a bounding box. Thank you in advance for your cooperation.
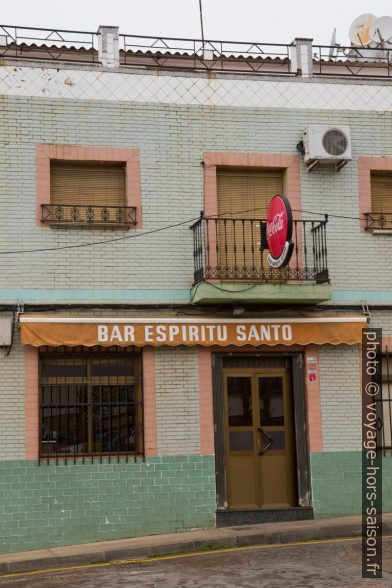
[20,315,367,348]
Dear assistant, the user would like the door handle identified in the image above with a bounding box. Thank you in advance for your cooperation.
[258,427,273,455]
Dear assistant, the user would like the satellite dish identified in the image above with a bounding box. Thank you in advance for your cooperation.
[370,16,392,44]
[349,13,377,46]
[328,28,337,59]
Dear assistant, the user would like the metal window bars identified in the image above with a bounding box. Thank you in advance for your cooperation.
[365,212,392,231]
[41,204,137,228]
[39,346,144,465]
[380,348,392,455]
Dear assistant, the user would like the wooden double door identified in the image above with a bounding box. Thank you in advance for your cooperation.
[224,366,296,509]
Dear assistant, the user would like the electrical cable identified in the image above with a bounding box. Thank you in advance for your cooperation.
[217,204,368,221]
[190,280,258,302]
[220,206,368,222]
[0,205,268,256]
[0,205,369,257]
[0,216,200,256]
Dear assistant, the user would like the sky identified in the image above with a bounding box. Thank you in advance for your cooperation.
[2,0,392,45]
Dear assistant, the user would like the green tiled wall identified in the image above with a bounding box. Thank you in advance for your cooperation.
[310,452,392,518]
[0,455,216,555]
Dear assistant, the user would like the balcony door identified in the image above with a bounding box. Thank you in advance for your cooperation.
[216,168,284,279]
[223,366,296,509]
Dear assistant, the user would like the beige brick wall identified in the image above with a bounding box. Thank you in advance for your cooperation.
[368,311,392,338]
[319,344,361,451]
[0,328,25,460]
[1,92,392,301]
[154,347,200,455]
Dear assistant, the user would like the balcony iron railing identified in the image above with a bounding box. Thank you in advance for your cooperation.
[192,215,329,285]
[365,212,392,231]
[41,204,137,228]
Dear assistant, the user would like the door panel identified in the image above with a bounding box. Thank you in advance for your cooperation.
[260,454,292,507]
[224,375,258,508]
[227,455,258,509]
[224,367,296,509]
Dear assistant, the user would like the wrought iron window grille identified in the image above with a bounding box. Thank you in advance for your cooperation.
[41,204,137,228]
[39,346,144,465]
[379,348,392,455]
[365,212,392,231]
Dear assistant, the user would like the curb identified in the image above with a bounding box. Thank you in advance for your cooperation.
[2,518,392,575]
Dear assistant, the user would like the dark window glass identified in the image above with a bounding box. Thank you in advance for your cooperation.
[91,358,135,377]
[39,351,142,460]
[261,430,285,452]
[259,377,284,426]
[41,359,86,379]
[380,355,392,450]
[227,376,252,426]
[229,431,253,451]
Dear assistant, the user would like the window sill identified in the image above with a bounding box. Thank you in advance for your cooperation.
[41,221,133,230]
[366,228,392,234]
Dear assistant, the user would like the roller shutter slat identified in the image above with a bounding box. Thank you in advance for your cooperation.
[50,161,126,207]
[216,169,283,272]
[371,173,392,213]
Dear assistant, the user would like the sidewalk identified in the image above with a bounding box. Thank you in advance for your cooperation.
[1,513,392,574]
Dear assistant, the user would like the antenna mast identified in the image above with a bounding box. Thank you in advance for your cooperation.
[199,0,205,46]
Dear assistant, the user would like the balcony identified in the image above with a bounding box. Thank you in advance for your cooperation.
[365,212,392,233]
[191,215,331,305]
[41,204,137,228]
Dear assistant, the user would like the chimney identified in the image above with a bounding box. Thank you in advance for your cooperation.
[290,38,313,77]
[98,26,119,68]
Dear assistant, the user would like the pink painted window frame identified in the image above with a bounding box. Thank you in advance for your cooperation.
[203,151,302,277]
[358,156,392,232]
[36,144,143,228]
[25,346,157,461]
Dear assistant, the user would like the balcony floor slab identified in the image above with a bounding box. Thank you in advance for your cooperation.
[191,282,332,305]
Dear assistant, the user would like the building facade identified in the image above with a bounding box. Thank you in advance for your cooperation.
[0,25,392,554]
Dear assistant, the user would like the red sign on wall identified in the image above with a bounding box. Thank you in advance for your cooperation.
[266,195,294,268]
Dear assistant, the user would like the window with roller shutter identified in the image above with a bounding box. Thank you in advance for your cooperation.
[216,168,284,275]
[369,172,392,229]
[41,160,137,228]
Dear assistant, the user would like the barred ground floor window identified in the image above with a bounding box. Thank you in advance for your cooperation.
[381,352,392,452]
[39,346,143,463]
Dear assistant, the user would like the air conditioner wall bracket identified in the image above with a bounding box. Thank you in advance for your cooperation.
[306,158,349,173]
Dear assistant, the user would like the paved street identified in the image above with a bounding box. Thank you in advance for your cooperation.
[1,537,391,588]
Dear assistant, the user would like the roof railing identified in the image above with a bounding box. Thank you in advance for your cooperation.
[1,25,392,78]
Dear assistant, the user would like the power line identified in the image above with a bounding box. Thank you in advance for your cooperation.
[0,216,200,256]
[218,205,367,221]
[294,209,365,221]
[0,206,367,257]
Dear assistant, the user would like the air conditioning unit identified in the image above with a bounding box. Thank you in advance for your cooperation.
[303,124,352,172]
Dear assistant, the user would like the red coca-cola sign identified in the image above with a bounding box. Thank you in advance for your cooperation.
[266,195,293,268]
